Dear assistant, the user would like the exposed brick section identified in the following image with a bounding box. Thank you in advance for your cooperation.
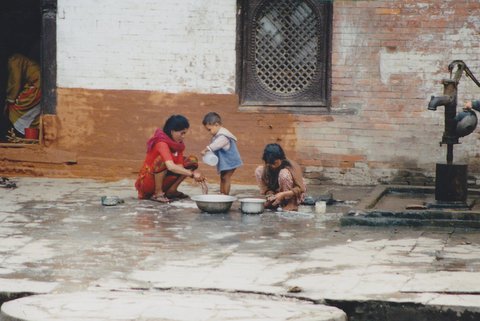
[322,0,480,185]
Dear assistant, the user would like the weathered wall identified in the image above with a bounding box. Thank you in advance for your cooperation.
[322,0,480,185]
[3,0,480,186]
[56,0,237,93]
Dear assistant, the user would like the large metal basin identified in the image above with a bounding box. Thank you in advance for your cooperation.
[191,195,237,213]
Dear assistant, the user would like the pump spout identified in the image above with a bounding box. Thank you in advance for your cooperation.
[428,95,453,111]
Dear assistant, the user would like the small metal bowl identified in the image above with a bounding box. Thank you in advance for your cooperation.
[239,198,265,214]
[191,194,237,213]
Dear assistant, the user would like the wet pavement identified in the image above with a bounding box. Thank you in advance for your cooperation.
[0,178,480,320]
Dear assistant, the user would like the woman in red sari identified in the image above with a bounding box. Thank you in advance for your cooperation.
[135,115,205,203]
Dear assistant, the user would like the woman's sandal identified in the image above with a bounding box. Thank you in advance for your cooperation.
[150,193,171,203]
[166,191,189,200]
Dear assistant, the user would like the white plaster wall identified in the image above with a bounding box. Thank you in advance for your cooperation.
[57,0,237,93]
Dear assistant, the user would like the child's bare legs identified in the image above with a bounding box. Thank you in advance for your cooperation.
[220,169,235,195]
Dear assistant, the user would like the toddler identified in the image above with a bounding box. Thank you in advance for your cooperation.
[201,112,243,195]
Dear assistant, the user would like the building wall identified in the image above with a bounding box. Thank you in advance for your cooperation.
[4,0,480,186]
[325,0,480,185]
[57,0,237,93]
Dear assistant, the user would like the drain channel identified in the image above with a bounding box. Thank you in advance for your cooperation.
[325,299,480,321]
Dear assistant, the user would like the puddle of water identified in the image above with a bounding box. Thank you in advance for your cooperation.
[372,190,480,212]
[373,192,434,211]
[277,211,315,220]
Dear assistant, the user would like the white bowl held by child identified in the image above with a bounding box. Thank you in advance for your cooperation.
[202,151,218,166]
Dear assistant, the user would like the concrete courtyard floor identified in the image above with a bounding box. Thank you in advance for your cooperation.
[0,177,480,320]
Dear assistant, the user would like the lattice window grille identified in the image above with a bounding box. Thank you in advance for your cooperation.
[254,0,318,95]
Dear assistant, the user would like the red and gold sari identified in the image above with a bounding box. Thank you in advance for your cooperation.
[135,129,198,199]
[6,54,42,134]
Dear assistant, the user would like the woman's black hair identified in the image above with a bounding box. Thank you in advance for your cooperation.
[163,115,190,139]
[262,143,286,165]
[262,143,291,191]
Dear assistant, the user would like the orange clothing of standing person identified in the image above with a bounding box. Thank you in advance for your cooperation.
[5,53,41,136]
[135,115,205,202]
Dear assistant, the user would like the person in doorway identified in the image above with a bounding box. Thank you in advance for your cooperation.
[4,52,41,138]
[135,115,206,203]
[255,143,306,211]
[201,112,243,195]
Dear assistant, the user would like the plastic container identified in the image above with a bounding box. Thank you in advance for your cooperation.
[24,128,39,140]
[202,151,218,166]
[315,201,326,214]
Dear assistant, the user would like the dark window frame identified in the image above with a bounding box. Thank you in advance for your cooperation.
[237,0,332,111]
[40,0,57,115]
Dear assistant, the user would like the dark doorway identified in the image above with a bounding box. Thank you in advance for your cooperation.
[0,0,42,141]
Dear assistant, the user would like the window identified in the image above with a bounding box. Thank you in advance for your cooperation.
[238,0,332,108]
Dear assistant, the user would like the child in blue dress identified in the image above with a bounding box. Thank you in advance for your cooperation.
[201,112,243,195]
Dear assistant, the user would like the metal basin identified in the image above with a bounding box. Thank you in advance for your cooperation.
[191,194,237,213]
[239,198,265,214]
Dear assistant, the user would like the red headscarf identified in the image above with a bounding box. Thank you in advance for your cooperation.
[146,129,185,153]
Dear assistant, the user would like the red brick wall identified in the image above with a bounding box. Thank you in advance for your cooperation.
[312,0,480,185]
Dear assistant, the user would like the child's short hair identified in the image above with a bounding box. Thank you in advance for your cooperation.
[202,112,222,126]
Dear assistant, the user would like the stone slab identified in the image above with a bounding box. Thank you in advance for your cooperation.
[0,178,480,319]
[1,290,346,321]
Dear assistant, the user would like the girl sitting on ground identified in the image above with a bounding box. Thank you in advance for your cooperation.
[255,143,306,211]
